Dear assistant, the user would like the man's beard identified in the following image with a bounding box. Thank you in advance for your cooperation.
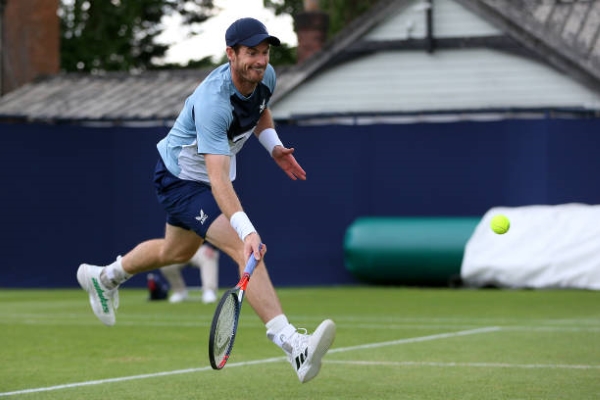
[239,66,264,84]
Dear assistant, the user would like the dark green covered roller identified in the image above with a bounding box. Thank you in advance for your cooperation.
[344,217,480,286]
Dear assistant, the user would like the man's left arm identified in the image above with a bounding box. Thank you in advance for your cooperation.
[254,109,307,181]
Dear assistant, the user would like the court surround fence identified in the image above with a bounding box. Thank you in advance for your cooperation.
[1,117,599,287]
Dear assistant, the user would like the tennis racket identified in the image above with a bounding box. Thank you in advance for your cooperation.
[208,245,262,370]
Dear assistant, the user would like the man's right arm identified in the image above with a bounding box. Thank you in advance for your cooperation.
[205,153,243,219]
[205,153,263,258]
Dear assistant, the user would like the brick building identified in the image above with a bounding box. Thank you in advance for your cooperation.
[0,0,59,95]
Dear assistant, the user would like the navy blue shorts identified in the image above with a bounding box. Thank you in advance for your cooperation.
[153,157,221,239]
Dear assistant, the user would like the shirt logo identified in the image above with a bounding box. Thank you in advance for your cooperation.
[259,99,266,114]
[195,209,209,225]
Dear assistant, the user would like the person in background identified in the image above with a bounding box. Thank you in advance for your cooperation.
[76,17,335,383]
[160,242,219,304]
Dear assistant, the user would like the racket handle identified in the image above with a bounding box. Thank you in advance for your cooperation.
[243,243,263,276]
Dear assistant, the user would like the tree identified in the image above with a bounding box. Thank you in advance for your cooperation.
[321,0,378,35]
[263,0,303,17]
[263,0,378,38]
[60,0,217,73]
[269,43,297,66]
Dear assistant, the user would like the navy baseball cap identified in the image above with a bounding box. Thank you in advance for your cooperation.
[225,18,281,47]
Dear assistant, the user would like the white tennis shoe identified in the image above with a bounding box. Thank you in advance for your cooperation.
[283,319,336,383]
[202,289,217,304]
[168,290,188,303]
[77,264,119,326]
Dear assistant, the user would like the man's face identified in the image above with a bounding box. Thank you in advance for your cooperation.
[228,42,271,87]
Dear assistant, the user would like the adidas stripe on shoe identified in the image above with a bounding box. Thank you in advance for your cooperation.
[77,263,119,326]
[284,319,336,383]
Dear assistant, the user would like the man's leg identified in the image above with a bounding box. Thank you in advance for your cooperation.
[192,244,219,303]
[160,263,187,292]
[77,224,202,325]
[205,214,283,323]
[121,224,201,274]
[205,215,336,383]
[160,263,189,303]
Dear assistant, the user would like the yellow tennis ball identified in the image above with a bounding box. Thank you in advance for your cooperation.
[490,214,510,234]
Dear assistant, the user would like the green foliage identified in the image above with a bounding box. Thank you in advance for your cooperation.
[263,0,379,37]
[58,0,378,73]
[181,42,298,68]
[269,43,297,66]
[152,55,216,70]
[263,0,304,17]
[320,0,378,36]
[59,0,216,73]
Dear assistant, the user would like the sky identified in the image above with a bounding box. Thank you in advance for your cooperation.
[159,0,297,64]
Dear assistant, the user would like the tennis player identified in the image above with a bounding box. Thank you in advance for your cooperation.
[76,17,335,383]
[160,242,219,304]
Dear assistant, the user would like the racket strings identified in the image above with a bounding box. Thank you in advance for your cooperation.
[212,293,239,363]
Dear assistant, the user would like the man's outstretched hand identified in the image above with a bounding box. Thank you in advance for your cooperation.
[272,146,307,181]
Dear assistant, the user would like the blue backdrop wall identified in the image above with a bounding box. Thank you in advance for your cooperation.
[1,118,599,288]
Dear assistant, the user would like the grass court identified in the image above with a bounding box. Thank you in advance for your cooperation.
[1,286,599,399]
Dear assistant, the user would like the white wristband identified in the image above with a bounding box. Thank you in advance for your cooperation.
[230,211,256,241]
[258,128,283,156]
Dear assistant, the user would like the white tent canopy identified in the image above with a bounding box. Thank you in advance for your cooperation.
[461,204,600,290]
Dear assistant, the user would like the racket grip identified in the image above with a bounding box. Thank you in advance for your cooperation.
[243,243,263,276]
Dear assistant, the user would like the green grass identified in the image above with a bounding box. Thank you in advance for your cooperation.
[1,287,599,399]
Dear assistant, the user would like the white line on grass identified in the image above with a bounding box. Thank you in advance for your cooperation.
[4,313,600,331]
[0,358,284,398]
[0,326,513,397]
[0,367,213,397]
[328,326,500,354]
[4,318,600,334]
[327,360,600,370]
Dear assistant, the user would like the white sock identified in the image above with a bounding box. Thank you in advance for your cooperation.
[266,314,297,349]
[100,256,132,289]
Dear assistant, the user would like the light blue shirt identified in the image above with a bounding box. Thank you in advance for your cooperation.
[157,63,276,183]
